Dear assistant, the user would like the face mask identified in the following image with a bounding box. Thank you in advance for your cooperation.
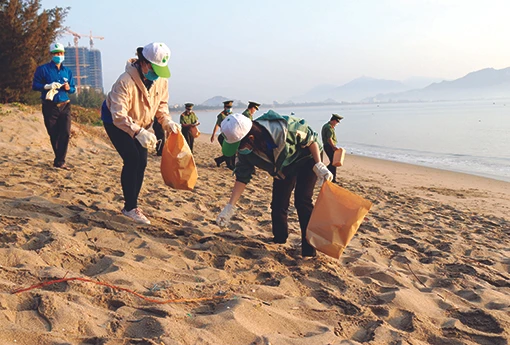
[52,55,65,64]
[225,108,232,114]
[238,147,252,155]
[144,69,159,81]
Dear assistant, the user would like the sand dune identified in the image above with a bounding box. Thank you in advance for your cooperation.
[0,104,509,345]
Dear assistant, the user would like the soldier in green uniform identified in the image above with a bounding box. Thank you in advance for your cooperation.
[210,100,235,169]
[321,114,343,182]
[180,103,200,152]
[241,101,260,120]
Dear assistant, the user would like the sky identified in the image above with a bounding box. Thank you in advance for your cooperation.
[41,0,510,104]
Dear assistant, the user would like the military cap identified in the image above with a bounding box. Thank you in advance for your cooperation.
[248,101,260,110]
[331,113,344,121]
[223,100,234,107]
[184,102,194,108]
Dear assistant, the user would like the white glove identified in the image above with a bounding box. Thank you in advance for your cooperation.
[216,204,236,227]
[135,128,157,150]
[161,116,181,134]
[44,82,62,90]
[313,162,333,186]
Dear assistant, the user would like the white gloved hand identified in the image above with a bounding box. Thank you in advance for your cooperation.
[135,128,157,150]
[216,204,236,227]
[161,116,181,134]
[44,82,62,90]
[313,162,334,186]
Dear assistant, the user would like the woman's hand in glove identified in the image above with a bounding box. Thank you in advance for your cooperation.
[161,117,181,133]
[135,128,157,150]
[216,204,236,227]
[313,162,333,186]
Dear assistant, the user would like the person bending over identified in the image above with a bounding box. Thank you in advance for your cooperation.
[101,42,180,224]
[216,111,333,257]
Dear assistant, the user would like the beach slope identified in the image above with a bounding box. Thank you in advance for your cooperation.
[0,104,509,345]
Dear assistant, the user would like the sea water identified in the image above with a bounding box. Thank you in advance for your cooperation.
[180,100,510,182]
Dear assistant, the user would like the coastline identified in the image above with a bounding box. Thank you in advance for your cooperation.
[197,133,510,219]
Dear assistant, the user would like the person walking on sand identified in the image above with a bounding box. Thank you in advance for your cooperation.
[100,42,181,225]
[242,101,260,120]
[32,42,76,169]
[216,111,333,257]
[321,114,343,183]
[210,100,235,169]
[180,103,200,152]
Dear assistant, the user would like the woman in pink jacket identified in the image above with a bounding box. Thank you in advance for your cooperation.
[101,42,180,224]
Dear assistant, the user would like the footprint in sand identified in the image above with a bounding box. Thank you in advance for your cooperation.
[123,316,165,338]
[452,309,504,334]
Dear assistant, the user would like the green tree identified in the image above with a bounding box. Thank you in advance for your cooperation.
[0,0,68,103]
[69,88,105,108]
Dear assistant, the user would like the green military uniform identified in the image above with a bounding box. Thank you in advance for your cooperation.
[180,103,199,152]
[321,114,343,182]
[214,100,235,169]
[180,111,198,125]
[321,122,337,147]
[242,109,252,120]
[216,110,229,127]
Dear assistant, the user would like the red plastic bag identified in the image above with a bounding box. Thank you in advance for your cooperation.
[306,181,372,259]
[161,131,198,190]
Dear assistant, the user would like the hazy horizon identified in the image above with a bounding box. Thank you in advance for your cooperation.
[41,0,510,104]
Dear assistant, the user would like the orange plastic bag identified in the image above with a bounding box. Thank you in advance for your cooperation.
[306,181,372,259]
[332,147,345,167]
[161,131,198,190]
[190,125,201,138]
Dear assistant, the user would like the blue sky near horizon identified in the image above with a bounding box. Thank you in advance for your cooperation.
[41,0,510,104]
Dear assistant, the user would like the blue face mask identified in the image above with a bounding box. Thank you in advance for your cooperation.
[144,69,159,81]
[225,108,232,114]
[238,147,252,155]
[52,55,65,64]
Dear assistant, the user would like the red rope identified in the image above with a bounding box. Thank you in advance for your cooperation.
[11,277,228,304]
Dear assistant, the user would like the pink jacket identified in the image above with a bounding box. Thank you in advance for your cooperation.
[106,59,170,137]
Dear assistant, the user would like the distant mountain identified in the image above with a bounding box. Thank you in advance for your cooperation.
[402,76,444,90]
[294,77,414,103]
[201,96,244,107]
[368,68,510,102]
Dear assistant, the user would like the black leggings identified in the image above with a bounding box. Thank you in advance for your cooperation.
[104,123,148,211]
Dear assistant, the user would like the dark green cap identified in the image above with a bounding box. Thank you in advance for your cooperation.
[331,113,344,121]
[184,103,194,108]
[223,100,234,107]
[248,101,260,110]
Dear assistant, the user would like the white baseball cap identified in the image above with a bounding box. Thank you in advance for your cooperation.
[49,42,65,53]
[220,113,253,157]
[142,42,171,78]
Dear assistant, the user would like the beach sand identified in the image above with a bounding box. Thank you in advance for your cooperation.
[0,104,509,345]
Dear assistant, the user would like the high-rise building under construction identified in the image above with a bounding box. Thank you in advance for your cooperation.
[65,46,104,92]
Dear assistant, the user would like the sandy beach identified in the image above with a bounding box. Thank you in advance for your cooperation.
[0,103,509,345]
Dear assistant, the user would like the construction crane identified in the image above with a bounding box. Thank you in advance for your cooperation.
[87,30,105,49]
[64,29,105,92]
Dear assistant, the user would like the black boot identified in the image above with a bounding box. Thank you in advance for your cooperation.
[214,156,224,167]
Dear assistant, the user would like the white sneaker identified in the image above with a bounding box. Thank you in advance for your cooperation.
[121,208,151,224]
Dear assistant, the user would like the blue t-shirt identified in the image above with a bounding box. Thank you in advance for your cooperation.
[101,100,113,124]
[32,61,76,103]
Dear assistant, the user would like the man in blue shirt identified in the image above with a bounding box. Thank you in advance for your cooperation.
[32,42,76,169]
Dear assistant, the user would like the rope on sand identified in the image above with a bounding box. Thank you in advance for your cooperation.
[11,277,229,304]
